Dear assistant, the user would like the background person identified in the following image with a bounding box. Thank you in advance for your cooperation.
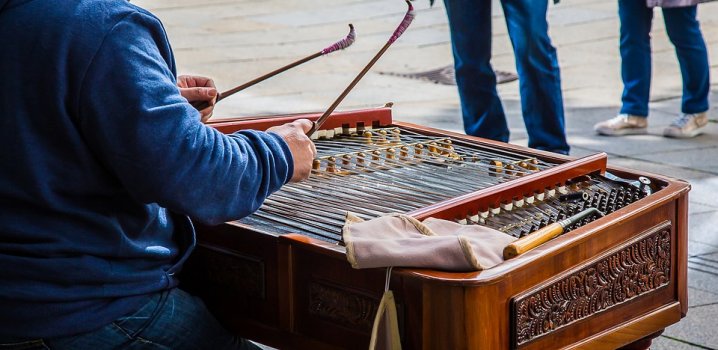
[442,0,570,155]
[594,0,710,138]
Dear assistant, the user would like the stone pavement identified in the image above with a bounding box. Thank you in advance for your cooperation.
[135,0,718,348]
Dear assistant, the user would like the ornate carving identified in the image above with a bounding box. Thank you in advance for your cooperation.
[308,281,379,331]
[192,245,265,299]
[512,224,671,346]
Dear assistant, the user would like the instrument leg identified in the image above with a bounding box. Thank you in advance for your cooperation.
[617,330,664,350]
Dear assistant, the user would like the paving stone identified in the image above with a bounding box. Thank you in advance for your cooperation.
[563,92,622,111]
[567,132,717,161]
[688,177,718,209]
[638,146,718,175]
[566,154,710,183]
[691,202,718,214]
[257,2,409,27]
[567,145,604,158]
[663,303,718,349]
[549,5,617,27]
[688,239,718,257]
[689,250,718,283]
[687,287,718,309]
[560,63,624,91]
[688,210,718,248]
[687,266,718,297]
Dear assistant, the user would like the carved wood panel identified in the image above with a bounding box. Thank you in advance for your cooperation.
[192,245,265,299]
[512,222,672,347]
[308,281,379,331]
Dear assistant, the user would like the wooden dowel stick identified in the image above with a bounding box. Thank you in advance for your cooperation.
[307,1,415,136]
[192,24,355,112]
[307,45,390,136]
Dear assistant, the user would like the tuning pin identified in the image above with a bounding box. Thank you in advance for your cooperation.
[356,152,366,167]
[390,128,401,143]
[386,148,396,161]
[414,143,424,156]
[377,129,388,145]
[372,150,381,162]
[326,156,338,173]
[638,176,652,196]
[342,154,352,169]
[399,146,409,159]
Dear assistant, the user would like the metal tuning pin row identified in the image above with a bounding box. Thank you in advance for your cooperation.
[461,174,650,238]
[309,123,379,141]
[478,157,541,177]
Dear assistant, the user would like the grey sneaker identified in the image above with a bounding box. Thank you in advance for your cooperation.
[663,112,708,138]
[594,114,648,136]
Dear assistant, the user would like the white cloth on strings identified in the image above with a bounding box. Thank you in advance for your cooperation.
[344,213,516,272]
[342,213,517,350]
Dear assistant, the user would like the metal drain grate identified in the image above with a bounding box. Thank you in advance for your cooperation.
[378,65,518,85]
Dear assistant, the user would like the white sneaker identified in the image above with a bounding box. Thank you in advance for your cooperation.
[594,114,648,136]
[663,112,709,139]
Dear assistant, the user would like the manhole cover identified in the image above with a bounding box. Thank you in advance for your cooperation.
[379,65,518,85]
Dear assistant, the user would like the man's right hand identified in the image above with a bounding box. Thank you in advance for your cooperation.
[266,119,317,183]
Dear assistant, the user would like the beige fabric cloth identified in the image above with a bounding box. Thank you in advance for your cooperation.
[370,283,401,350]
[344,213,516,350]
[344,213,516,272]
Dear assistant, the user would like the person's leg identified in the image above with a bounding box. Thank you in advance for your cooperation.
[663,6,710,115]
[594,0,653,136]
[45,289,260,350]
[501,0,569,154]
[618,0,653,117]
[443,0,509,141]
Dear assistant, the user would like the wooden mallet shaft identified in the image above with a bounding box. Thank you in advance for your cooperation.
[192,24,356,112]
[307,1,415,136]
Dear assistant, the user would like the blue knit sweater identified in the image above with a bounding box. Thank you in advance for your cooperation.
[0,0,293,338]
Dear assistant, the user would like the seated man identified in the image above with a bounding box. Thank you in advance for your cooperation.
[0,0,315,348]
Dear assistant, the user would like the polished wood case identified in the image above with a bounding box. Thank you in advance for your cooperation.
[181,107,689,350]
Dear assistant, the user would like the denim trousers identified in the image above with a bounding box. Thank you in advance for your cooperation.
[443,0,570,155]
[0,288,261,350]
[619,0,710,117]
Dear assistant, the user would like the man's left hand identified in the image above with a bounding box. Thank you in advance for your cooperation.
[178,75,217,122]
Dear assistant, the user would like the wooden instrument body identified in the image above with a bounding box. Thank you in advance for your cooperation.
[182,107,689,349]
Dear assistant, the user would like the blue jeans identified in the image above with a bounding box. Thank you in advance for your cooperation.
[443,0,570,155]
[0,289,260,350]
[619,0,710,117]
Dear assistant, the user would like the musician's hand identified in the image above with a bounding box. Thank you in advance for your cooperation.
[267,119,316,183]
[177,75,217,123]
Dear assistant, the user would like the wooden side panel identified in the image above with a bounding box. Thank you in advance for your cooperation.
[287,242,386,350]
[572,303,681,350]
[181,224,281,344]
[421,283,467,349]
[464,283,508,349]
[513,222,673,349]
[676,193,689,316]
